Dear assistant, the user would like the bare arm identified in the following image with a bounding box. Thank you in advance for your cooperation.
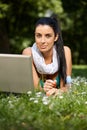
[64,46,72,75]
[22,48,40,88]
[60,46,72,90]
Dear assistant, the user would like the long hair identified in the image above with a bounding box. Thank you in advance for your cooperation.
[35,16,67,83]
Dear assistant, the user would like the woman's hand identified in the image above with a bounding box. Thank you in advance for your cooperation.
[43,79,56,92]
[43,79,67,96]
[46,88,64,96]
[46,88,58,96]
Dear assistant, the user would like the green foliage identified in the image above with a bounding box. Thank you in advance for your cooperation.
[0,76,87,130]
[0,66,87,129]
[62,0,87,64]
[0,3,9,18]
[0,0,63,53]
[0,0,87,63]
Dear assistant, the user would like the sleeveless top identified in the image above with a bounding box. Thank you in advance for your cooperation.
[40,74,60,88]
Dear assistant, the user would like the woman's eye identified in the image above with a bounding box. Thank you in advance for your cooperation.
[36,34,41,38]
[46,34,51,38]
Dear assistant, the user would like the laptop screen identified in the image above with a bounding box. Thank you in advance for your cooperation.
[0,54,34,93]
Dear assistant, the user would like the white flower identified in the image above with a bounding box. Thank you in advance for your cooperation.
[43,101,49,105]
[29,97,35,101]
[8,100,14,108]
[85,101,87,104]
[81,92,86,95]
[34,100,38,103]
[58,95,63,99]
[84,82,87,85]
[36,92,42,97]
[27,91,32,95]
[42,96,50,105]
[42,96,48,102]
[8,100,12,104]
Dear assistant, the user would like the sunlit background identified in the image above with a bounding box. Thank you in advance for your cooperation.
[0,0,87,64]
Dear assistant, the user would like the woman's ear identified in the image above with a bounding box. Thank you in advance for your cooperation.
[54,34,59,42]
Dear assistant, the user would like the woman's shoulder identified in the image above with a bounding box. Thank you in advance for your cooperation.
[22,47,32,56]
[64,46,71,54]
[64,46,71,51]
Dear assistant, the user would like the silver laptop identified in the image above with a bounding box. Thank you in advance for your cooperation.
[0,54,34,93]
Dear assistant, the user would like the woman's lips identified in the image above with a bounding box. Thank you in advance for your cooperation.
[40,45,47,49]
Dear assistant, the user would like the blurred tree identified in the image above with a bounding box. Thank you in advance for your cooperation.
[0,0,63,54]
[0,3,10,53]
[62,0,87,64]
[0,0,87,64]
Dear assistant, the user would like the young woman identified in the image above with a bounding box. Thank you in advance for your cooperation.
[22,16,72,96]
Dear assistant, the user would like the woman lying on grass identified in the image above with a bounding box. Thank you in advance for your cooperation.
[22,15,72,96]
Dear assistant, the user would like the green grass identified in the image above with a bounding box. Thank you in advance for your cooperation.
[0,65,87,130]
[72,65,87,78]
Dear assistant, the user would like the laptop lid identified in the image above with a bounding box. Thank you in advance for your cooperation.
[0,54,34,93]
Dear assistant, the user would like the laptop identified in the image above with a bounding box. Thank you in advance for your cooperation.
[0,54,34,93]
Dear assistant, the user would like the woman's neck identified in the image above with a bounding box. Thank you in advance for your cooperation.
[42,50,53,64]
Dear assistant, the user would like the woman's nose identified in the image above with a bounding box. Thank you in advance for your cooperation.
[41,36,46,43]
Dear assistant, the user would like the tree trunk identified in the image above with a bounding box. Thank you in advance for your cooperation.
[0,31,10,53]
[0,19,10,53]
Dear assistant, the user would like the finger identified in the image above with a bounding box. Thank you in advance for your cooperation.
[44,84,53,89]
[46,88,57,96]
[46,79,57,88]
[44,82,53,89]
[52,80,57,88]
[54,89,63,96]
[46,79,54,84]
[43,87,50,92]
[45,80,56,88]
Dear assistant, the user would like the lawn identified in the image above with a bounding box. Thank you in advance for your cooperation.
[72,65,87,78]
[0,65,87,130]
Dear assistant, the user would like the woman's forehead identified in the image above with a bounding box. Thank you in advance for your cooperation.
[35,25,54,33]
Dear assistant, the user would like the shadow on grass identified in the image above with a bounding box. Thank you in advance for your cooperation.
[72,65,87,78]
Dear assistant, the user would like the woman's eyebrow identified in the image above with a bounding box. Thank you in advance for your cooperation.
[45,33,53,35]
[35,32,41,35]
[35,32,53,35]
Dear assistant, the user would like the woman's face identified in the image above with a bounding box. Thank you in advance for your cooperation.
[35,25,58,53]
